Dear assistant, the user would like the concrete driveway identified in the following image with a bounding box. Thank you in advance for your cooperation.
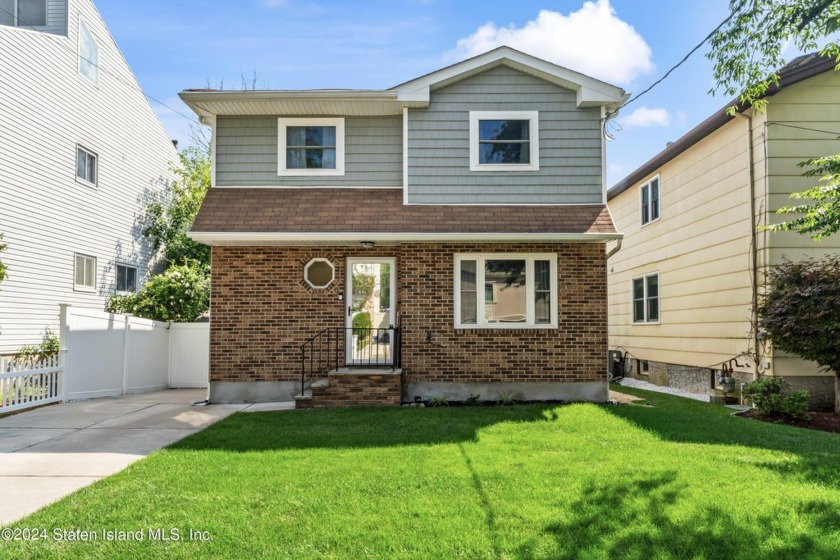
[0,390,249,525]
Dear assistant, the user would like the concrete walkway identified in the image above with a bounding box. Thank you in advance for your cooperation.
[0,389,250,525]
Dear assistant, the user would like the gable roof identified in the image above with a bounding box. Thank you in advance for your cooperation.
[189,189,620,245]
[179,46,628,120]
[391,46,628,111]
[608,53,838,200]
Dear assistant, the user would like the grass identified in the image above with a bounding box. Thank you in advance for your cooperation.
[3,387,840,559]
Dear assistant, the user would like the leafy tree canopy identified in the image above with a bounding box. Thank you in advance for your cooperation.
[708,0,840,113]
[143,147,211,269]
[0,233,6,286]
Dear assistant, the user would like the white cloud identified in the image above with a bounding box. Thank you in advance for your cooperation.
[620,106,671,128]
[449,0,653,85]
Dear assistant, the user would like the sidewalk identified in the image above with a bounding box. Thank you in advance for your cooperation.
[0,389,247,525]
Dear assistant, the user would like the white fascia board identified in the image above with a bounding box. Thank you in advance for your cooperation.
[391,47,626,108]
[188,231,623,245]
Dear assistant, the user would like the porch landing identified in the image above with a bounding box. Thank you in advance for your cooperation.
[295,368,403,409]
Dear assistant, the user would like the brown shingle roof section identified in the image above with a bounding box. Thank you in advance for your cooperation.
[191,188,617,235]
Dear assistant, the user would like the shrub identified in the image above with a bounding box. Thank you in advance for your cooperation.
[16,327,59,365]
[743,377,810,419]
[782,390,811,420]
[351,312,372,342]
[465,394,482,406]
[427,395,448,407]
[105,263,209,322]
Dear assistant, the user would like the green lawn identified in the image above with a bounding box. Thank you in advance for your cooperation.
[4,387,840,559]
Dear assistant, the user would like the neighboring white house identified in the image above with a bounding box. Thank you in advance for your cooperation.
[0,0,179,352]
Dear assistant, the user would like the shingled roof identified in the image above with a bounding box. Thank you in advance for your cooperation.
[189,188,619,245]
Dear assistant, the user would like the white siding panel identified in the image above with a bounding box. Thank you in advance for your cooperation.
[0,0,179,352]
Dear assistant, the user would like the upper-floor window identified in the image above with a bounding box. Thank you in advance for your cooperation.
[116,264,137,293]
[455,253,556,329]
[78,20,99,85]
[469,111,539,172]
[632,273,659,324]
[74,253,96,292]
[278,118,345,176]
[640,175,660,226]
[0,0,47,28]
[76,145,97,186]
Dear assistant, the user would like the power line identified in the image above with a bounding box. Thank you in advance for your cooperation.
[0,6,201,126]
[608,1,745,119]
[768,122,840,137]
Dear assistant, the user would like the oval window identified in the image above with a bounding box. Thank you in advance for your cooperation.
[304,258,335,289]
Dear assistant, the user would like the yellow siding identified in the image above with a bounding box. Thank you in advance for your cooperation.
[609,68,840,380]
[608,118,758,373]
[761,70,840,377]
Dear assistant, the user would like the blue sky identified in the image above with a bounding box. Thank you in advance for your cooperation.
[96,0,743,186]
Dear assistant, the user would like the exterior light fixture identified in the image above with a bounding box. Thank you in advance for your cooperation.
[360,241,375,248]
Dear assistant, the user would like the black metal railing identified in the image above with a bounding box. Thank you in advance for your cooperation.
[299,327,401,395]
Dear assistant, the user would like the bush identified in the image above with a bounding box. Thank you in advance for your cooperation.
[782,390,811,420]
[16,327,59,365]
[743,377,810,419]
[106,263,209,322]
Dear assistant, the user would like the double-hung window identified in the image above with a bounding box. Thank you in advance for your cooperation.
[455,254,556,328]
[469,111,539,171]
[0,0,47,28]
[116,264,137,293]
[74,254,96,291]
[632,273,659,324]
[278,118,345,176]
[76,145,97,185]
[640,176,660,225]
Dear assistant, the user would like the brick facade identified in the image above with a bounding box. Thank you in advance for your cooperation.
[210,243,608,391]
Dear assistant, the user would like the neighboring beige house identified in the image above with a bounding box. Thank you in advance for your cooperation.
[607,54,840,409]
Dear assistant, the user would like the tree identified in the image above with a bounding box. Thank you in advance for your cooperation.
[106,264,210,322]
[757,256,840,412]
[106,147,212,322]
[708,0,840,237]
[708,0,840,113]
[770,154,840,239]
[143,147,211,269]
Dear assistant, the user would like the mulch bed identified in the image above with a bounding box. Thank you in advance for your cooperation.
[740,409,840,435]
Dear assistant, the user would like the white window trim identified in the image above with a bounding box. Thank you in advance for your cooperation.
[75,144,97,187]
[115,262,138,294]
[454,253,557,329]
[74,253,97,293]
[303,257,335,289]
[4,0,48,29]
[632,272,660,325]
[278,117,345,176]
[469,111,539,172]
[639,174,660,227]
[78,18,99,86]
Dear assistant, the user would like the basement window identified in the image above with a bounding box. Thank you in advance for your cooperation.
[455,253,556,328]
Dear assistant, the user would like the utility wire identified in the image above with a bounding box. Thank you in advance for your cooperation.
[768,122,840,137]
[0,6,201,126]
[607,1,745,119]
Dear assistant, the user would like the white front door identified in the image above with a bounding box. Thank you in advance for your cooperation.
[346,258,396,365]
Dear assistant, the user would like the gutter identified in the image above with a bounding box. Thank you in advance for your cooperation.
[606,238,623,259]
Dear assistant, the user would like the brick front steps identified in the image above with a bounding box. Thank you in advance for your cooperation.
[295,369,402,409]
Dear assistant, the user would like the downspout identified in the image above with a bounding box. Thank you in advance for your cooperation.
[606,238,623,259]
[734,111,760,382]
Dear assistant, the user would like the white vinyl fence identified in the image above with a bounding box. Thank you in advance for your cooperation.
[0,354,63,413]
[0,305,209,414]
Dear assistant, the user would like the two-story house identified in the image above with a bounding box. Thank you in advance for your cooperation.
[607,54,840,409]
[0,0,178,352]
[181,47,627,407]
